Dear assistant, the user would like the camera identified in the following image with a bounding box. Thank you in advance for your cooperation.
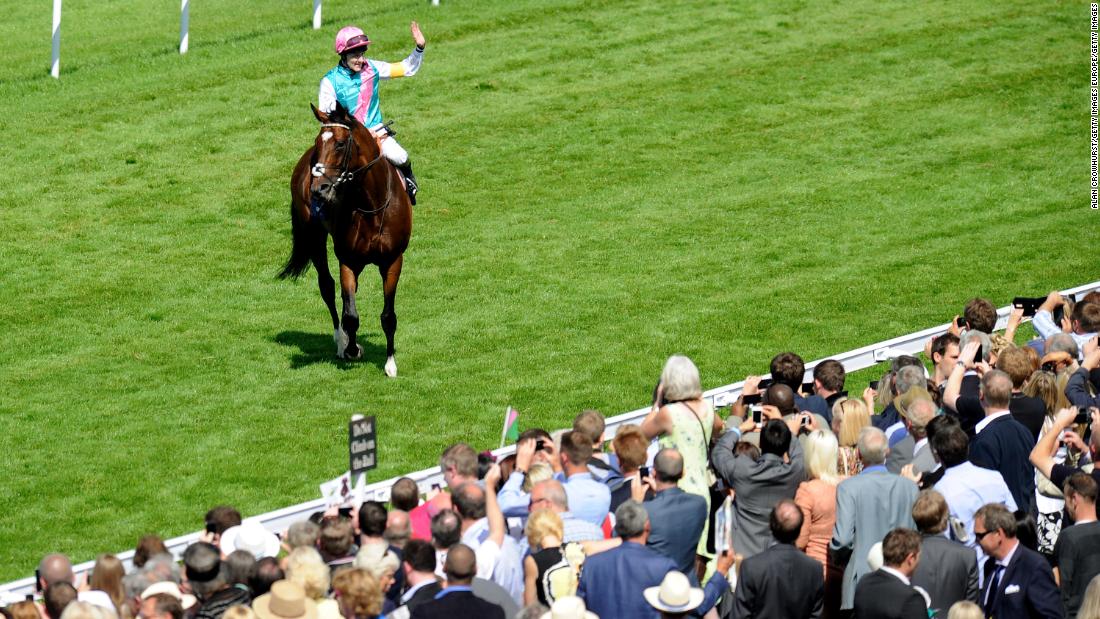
[1012,296,1044,317]
[639,466,650,479]
[750,405,763,424]
[1075,407,1093,425]
[535,439,547,452]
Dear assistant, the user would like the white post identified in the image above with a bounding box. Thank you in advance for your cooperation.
[50,0,61,78]
[312,0,322,30]
[431,0,439,5]
[179,0,189,54]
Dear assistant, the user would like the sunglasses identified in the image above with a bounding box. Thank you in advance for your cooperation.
[973,528,997,542]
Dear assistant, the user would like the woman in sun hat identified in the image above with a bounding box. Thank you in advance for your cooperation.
[220,521,282,560]
[252,581,317,619]
[319,22,426,204]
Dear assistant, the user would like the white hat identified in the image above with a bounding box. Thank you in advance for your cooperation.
[77,590,116,612]
[220,521,281,559]
[540,596,598,619]
[643,571,704,614]
[141,581,198,610]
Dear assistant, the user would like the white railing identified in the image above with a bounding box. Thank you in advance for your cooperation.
[3,280,1096,601]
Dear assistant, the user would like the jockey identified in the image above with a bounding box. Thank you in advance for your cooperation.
[319,22,425,204]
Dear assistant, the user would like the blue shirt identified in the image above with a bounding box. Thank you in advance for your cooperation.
[558,472,611,527]
[934,462,1017,550]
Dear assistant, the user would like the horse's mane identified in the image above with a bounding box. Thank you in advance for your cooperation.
[328,102,361,131]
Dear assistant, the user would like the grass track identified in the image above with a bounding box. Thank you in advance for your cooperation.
[0,0,1093,580]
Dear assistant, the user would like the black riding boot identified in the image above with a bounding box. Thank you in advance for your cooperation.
[397,161,418,205]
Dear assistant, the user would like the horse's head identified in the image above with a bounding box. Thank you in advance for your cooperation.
[308,103,378,205]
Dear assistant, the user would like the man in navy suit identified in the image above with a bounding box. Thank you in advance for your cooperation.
[642,448,707,580]
[410,544,504,619]
[853,527,928,619]
[733,499,824,618]
[974,503,1063,618]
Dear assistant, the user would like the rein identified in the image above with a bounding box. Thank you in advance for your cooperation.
[310,122,385,189]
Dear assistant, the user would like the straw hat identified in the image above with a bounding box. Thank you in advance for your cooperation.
[540,596,598,619]
[220,521,281,559]
[141,581,197,610]
[643,572,704,614]
[252,581,318,619]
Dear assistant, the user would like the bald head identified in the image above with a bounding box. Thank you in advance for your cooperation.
[384,510,411,548]
[770,499,804,544]
[39,554,73,588]
[981,370,1013,410]
[653,449,683,484]
[443,544,477,585]
[531,479,568,512]
[765,384,796,416]
[905,399,937,439]
[452,483,486,521]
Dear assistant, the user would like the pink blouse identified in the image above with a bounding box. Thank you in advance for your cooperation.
[794,478,838,576]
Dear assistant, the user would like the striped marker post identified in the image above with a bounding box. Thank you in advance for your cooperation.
[179,0,189,54]
[312,0,322,30]
[50,0,61,78]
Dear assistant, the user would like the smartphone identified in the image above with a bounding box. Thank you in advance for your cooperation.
[1053,305,1066,326]
[742,393,762,405]
[1075,407,1092,425]
[801,382,815,396]
[869,380,880,391]
[956,316,966,328]
[535,439,547,452]
[974,344,984,362]
[1012,296,1044,318]
[205,521,217,535]
[750,405,763,424]
[800,414,811,428]
[757,378,773,389]
[338,506,353,519]
[35,568,42,594]
[639,466,650,479]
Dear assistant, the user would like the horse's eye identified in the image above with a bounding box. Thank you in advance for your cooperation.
[335,140,347,149]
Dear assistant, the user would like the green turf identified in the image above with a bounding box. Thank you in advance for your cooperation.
[0,0,1093,580]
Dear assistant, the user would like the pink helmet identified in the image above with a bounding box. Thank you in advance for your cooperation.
[334,26,370,55]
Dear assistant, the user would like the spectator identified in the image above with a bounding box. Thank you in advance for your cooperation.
[429,509,462,579]
[133,536,169,569]
[59,602,116,619]
[770,351,831,419]
[608,425,650,513]
[408,443,480,540]
[1079,574,1100,619]
[44,582,79,619]
[410,544,505,619]
[930,424,1016,549]
[909,490,979,614]
[1053,473,1100,618]
[39,553,75,590]
[285,521,320,552]
[139,593,184,619]
[283,548,340,619]
[813,359,848,412]
[391,539,441,618]
[886,393,937,475]
[522,509,571,607]
[995,346,1048,440]
[873,363,926,433]
[852,528,927,619]
[1035,292,1099,356]
[251,581,317,619]
[795,430,840,578]
[961,297,998,335]
[1032,407,1100,495]
[523,479,604,553]
[640,357,722,530]
[639,448,707,581]
[221,523,281,562]
[643,572,704,619]
[385,510,412,550]
[1024,368,1071,420]
[931,333,962,388]
[358,502,405,604]
[352,543,401,614]
[89,554,126,612]
[712,410,805,559]
[832,398,870,477]
[973,503,1063,618]
[318,517,357,569]
[249,558,283,598]
[733,499,824,618]
[830,427,919,612]
[573,409,621,484]
[330,570,384,619]
[453,466,523,602]
[184,542,251,619]
[390,477,421,512]
[555,431,611,528]
[224,551,257,594]
[499,429,556,518]
[1067,337,1100,410]
[7,602,40,619]
[204,506,243,549]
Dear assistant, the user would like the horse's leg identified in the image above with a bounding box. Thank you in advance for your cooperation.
[339,263,363,359]
[308,235,344,357]
[378,254,403,377]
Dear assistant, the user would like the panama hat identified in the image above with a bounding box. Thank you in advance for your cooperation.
[540,596,598,619]
[141,581,197,610]
[252,581,317,619]
[643,571,704,614]
[220,521,281,559]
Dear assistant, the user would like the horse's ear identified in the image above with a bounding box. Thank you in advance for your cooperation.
[311,103,328,123]
[332,102,350,123]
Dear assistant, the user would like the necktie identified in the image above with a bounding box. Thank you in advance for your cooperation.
[984,563,1004,611]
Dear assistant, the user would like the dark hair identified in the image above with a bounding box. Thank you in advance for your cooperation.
[402,539,436,573]
[319,518,354,558]
[43,582,77,619]
[1014,510,1037,550]
[250,557,284,597]
[133,535,168,569]
[759,419,792,458]
[204,506,242,536]
[930,425,969,468]
[1065,472,1099,504]
[182,542,224,599]
[931,333,960,363]
[1074,301,1100,333]
[924,414,959,444]
[813,360,845,392]
[975,503,1017,538]
[451,483,487,520]
[560,431,593,466]
[881,528,922,567]
[964,298,998,333]
[390,478,420,512]
[770,352,806,390]
[359,501,388,537]
[146,593,184,619]
[734,441,761,460]
[431,509,462,549]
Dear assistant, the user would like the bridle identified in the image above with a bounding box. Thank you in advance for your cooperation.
[310,122,385,193]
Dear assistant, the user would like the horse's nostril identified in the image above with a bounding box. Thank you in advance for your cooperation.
[319,183,332,193]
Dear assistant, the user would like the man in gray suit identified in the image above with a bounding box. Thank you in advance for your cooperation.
[712,412,805,558]
[910,489,979,616]
[830,426,920,612]
[887,391,938,475]
[642,448,707,581]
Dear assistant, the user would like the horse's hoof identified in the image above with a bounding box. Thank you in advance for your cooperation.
[346,343,363,360]
[334,329,349,359]
[384,356,398,377]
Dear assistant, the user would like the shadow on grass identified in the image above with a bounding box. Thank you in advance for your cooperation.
[273,330,387,372]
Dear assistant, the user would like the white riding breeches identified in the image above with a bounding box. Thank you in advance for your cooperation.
[378,134,408,166]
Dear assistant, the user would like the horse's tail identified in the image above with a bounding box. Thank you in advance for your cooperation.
[277,202,314,280]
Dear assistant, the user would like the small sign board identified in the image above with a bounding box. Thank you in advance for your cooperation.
[349,414,377,478]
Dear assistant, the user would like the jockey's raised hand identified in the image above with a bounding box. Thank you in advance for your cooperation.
[411,21,426,49]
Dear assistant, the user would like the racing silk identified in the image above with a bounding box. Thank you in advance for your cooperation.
[318,47,423,128]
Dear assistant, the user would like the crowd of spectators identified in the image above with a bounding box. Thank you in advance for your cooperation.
[7,291,1100,619]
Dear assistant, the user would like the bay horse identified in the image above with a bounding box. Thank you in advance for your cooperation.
[278,102,412,377]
